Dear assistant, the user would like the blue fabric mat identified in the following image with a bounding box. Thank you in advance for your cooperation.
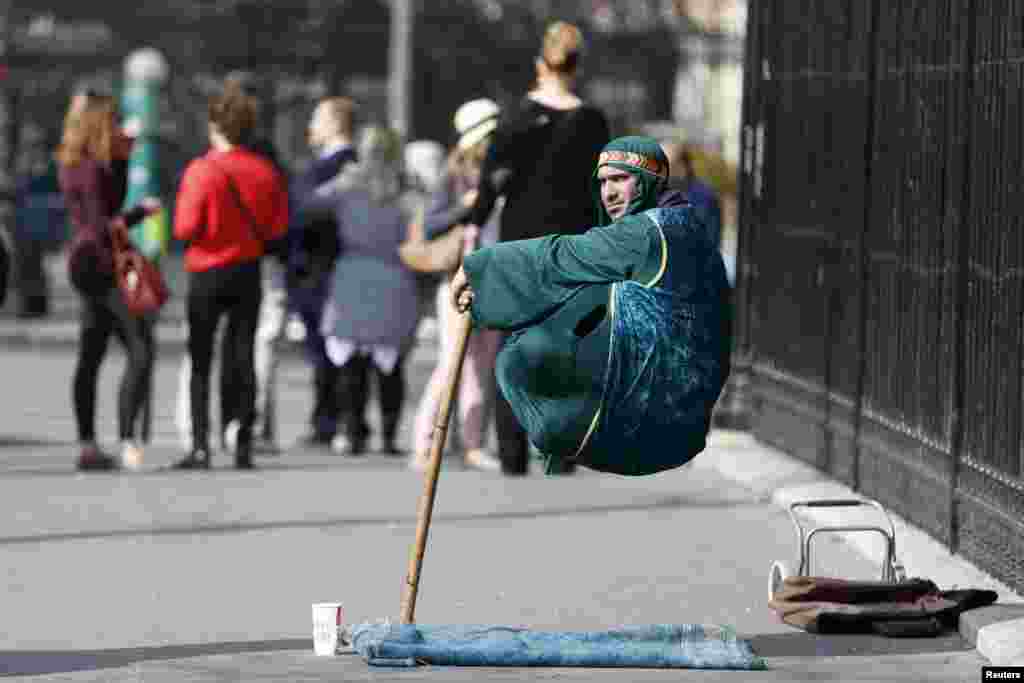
[351,623,766,669]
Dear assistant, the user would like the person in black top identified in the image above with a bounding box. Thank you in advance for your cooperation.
[460,21,611,476]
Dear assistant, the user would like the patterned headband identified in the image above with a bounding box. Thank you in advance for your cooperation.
[598,150,668,178]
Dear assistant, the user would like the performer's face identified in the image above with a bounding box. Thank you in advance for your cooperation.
[597,166,639,221]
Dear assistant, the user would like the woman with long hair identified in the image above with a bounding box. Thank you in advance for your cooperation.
[408,100,504,472]
[172,82,289,470]
[460,21,611,476]
[57,92,158,471]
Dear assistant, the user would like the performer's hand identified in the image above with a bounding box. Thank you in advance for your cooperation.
[451,266,474,314]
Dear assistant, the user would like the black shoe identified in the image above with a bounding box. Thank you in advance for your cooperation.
[379,439,403,456]
[173,450,211,470]
[235,454,255,470]
[546,459,577,476]
[77,445,119,471]
[500,458,529,477]
[17,295,49,319]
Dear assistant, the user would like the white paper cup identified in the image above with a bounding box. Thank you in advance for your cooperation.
[311,602,348,656]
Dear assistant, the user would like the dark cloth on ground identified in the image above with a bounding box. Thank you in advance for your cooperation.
[769,576,998,636]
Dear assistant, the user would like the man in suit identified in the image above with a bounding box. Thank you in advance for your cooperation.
[289,97,359,446]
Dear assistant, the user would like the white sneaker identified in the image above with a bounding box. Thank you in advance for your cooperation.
[223,419,240,456]
[408,451,431,472]
[463,448,501,472]
[120,441,144,471]
[331,434,360,456]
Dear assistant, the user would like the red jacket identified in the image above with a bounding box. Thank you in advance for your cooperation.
[174,148,288,273]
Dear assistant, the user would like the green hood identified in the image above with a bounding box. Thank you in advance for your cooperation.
[592,136,670,226]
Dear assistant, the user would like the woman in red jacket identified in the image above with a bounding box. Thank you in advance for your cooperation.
[172,82,288,470]
[57,92,158,472]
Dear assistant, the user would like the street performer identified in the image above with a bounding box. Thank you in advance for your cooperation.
[450,136,731,476]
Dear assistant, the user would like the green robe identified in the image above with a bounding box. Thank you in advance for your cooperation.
[463,212,666,459]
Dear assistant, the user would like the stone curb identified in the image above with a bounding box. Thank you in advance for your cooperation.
[701,430,1024,666]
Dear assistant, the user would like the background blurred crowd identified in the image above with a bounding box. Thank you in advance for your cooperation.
[24,17,728,477]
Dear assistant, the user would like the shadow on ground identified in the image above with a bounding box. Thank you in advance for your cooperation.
[0,497,761,546]
[0,639,309,676]
[0,435,69,448]
[0,631,970,676]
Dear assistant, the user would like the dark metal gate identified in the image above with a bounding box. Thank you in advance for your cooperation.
[737,0,1024,593]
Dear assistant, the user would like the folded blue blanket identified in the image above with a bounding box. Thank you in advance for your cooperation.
[351,623,766,669]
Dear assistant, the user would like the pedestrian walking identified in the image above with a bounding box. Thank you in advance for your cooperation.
[408,101,504,472]
[297,126,418,456]
[171,81,288,470]
[174,74,292,457]
[287,97,358,448]
[451,136,731,476]
[56,92,159,471]
[458,21,611,476]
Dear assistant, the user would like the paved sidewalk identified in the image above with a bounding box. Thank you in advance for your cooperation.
[0,276,1022,679]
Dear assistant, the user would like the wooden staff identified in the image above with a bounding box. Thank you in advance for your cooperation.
[400,309,474,624]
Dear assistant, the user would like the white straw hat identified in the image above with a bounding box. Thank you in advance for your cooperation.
[453,98,500,151]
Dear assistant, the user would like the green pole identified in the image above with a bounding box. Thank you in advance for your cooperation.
[122,48,169,261]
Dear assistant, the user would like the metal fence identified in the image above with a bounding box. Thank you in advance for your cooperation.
[736,0,1024,593]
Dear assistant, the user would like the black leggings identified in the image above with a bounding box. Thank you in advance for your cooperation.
[494,354,530,475]
[187,261,262,454]
[335,352,406,445]
[73,288,155,442]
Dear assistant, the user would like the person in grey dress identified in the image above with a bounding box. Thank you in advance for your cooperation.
[298,126,419,455]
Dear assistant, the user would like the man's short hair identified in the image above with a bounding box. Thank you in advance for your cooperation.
[318,97,357,139]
